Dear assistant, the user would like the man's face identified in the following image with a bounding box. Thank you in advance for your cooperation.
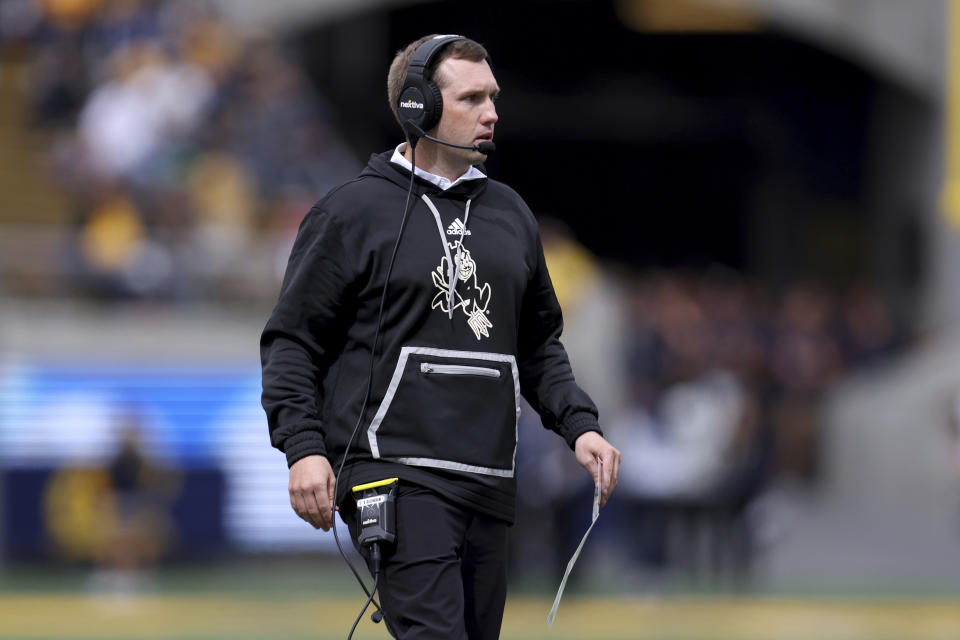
[432,57,499,163]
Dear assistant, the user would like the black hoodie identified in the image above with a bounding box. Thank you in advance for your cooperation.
[261,150,600,523]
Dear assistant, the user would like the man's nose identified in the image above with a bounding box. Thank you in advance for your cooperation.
[482,100,498,125]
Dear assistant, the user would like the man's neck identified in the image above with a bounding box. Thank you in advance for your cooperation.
[402,140,470,182]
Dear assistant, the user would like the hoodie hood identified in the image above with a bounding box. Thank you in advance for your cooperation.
[361,150,489,200]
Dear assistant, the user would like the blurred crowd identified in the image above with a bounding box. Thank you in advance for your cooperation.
[516,226,902,587]
[1,0,358,300]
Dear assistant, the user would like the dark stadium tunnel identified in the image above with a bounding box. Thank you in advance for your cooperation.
[293,0,895,280]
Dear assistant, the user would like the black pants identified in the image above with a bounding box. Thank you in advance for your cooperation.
[346,483,508,640]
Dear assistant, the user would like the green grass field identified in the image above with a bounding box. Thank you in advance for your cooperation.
[2,562,959,639]
[3,593,960,639]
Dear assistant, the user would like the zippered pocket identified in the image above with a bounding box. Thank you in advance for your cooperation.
[368,346,521,477]
[420,362,501,378]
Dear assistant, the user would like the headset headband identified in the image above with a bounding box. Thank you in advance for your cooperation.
[406,34,463,84]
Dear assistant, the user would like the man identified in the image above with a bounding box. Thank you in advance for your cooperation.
[261,34,620,639]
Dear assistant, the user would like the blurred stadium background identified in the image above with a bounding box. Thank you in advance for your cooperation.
[2,0,960,638]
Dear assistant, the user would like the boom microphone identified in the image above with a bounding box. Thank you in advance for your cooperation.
[406,123,495,154]
[475,140,496,154]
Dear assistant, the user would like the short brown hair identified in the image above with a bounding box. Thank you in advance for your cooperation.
[387,34,490,133]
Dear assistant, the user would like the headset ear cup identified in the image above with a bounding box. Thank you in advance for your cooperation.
[420,80,444,133]
[398,82,427,136]
[398,76,443,135]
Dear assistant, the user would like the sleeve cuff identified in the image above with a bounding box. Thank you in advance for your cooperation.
[561,413,602,450]
[283,430,328,468]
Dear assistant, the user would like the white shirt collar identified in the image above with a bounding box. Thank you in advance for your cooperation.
[390,144,486,191]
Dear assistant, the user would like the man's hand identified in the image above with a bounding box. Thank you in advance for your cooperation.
[289,455,336,531]
[574,431,621,508]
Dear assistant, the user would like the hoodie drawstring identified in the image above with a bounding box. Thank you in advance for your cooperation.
[420,194,471,319]
[450,199,471,313]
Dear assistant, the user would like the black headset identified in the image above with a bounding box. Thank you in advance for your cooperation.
[397,34,465,139]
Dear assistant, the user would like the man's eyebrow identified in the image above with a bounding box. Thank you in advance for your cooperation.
[458,86,500,96]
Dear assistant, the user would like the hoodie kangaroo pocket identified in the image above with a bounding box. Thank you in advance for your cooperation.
[367,346,520,477]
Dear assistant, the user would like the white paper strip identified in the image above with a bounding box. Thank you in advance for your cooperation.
[547,459,602,629]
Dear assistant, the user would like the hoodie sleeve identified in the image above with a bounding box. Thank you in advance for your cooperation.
[517,233,602,449]
[261,203,354,467]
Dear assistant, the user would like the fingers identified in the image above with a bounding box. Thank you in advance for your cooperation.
[316,470,336,531]
[289,490,310,527]
[290,483,330,530]
[575,433,619,506]
[603,452,618,507]
[324,472,336,528]
[312,488,334,531]
[289,455,336,531]
[609,447,620,500]
[597,444,621,508]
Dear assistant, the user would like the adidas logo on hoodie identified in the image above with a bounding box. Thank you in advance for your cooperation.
[446,218,471,236]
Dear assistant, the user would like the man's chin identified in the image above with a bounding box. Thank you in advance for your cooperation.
[440,144,486,167]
